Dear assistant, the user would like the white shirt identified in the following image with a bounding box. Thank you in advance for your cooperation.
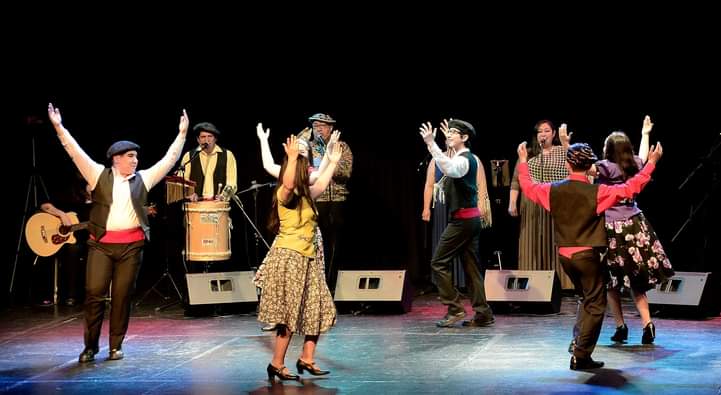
[57,129,186,230]
[428,142,470,179]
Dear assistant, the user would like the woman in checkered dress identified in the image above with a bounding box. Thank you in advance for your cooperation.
[509,120,572,289]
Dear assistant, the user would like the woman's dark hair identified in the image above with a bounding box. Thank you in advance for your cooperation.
[604,131,639,179]
[528,119,561,158]
[267,155,317,235]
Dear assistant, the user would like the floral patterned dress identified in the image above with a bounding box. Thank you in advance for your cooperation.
[254,191,336,335]
[597,158,674,292]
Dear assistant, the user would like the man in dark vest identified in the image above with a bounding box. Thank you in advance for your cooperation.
[179,122,238,316]
[418,119,495,328]
[48,103,189,363]
[181,122,237,201]
[517,141,663,370]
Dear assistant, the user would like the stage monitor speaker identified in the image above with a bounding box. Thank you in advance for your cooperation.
[484,270,561,314]
[186,271,258,305]
[647,271,720,317]
[334,270,413,314]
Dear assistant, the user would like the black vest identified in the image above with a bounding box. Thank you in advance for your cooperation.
[549,180,607,247]
[189,149,227,196]
[88,168,150,241]
[445,151,478,214]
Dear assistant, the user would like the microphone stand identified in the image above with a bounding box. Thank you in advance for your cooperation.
[178,145,206,173]
[231,194,270,251]
[672,134,721,242]
[234,182,276,267]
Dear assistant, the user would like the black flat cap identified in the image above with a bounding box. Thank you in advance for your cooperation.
[192,122,221,136]
[106,140,140,159]
[448,119,476,139]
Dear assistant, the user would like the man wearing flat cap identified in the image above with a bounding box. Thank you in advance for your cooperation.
[48,103,189,363]
[307,113,352,290]
[517,141,663,370]
[180,122,237,201]
[419,119,495,329]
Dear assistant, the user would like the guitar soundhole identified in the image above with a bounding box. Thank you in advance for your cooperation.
[52,234,70,245]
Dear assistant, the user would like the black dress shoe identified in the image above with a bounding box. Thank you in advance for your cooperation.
[642,322,656,344]
[78,348,98,363]
[296,359,330,376]
[610,323,628,343]
[436,311,466,327]
[570,355,604,370]
[462,315,495,327]
[108,349,124,361]
[267,363,299,381]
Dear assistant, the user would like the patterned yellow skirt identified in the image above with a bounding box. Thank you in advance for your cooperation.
[254,242,336,336]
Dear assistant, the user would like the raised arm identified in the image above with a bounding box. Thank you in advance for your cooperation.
[310,140,342,199]
[257,122,281,178]
[516,142,551,211]
[310,130,341,184]
[638,115,652,163]
[419,121,469,178]
[597,142,662,212]
[138,109,189,190]
[47,103,104,189]
[279,135,300,204]
[559,123,572,150]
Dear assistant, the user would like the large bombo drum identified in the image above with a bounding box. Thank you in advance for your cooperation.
[183,201,231,261]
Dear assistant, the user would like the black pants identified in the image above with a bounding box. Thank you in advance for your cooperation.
[430,217,492,317]
[84,239,144,351]
[316,201,345,291]
[560,249,607,359]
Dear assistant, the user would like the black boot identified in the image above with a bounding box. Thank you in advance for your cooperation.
[610,323,628,343]
[642,322,656,344]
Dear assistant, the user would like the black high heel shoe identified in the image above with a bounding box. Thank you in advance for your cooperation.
[642,322,656,344]
[267,363,299,381]
[296,359,330,376]
[610,324,628,343]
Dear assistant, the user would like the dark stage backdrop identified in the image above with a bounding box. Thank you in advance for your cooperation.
[2,56,720,306]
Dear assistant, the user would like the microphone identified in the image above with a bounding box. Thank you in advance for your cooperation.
[178,143,207,172]
[539,137,546,145]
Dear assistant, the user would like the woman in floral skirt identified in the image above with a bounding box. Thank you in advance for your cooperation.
[255,134,342,381]
[596,116,674,344]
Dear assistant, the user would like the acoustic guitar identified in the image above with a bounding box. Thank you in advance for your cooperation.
[25,212,88,257]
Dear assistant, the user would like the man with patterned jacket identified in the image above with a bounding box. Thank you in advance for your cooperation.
[306,113,352,290]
